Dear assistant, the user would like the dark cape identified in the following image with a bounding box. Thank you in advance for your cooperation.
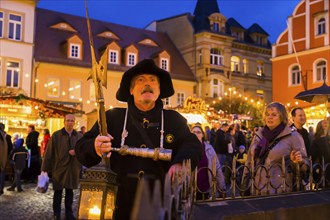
[75,98,202,219]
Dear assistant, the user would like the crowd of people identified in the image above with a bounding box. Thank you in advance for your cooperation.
[0,59,329,219]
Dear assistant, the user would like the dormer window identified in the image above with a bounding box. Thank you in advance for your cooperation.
[213,22,220,32]
[231,30,244,41]
[50,22,77,33]
[161,58,169,71]
[255,35,263,45]
[69,43,81,59]
[109,50,118,64]
[138,38,158,47]
[128,53,136,66]
[97,31,120,40]
[67,35,83,60]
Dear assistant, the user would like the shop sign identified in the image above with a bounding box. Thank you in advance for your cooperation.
[0,104,32,115]
[183,96,207,113]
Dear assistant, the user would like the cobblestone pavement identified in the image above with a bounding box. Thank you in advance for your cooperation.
[0,181,80,220]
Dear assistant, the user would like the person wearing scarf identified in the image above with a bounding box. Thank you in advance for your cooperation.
[242,102,308,195]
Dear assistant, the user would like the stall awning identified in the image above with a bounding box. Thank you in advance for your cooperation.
[0,94,85,118]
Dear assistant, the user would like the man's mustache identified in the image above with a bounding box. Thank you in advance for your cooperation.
[141,87,154,94]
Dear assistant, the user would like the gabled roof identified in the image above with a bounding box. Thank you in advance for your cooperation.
[248,23,269,36]
[34,8,196,82]
[226,17,245,33]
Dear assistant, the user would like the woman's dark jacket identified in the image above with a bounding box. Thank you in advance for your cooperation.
[75,100,202,219]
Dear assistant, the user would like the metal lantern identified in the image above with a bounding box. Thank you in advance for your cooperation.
[77,160,118,220]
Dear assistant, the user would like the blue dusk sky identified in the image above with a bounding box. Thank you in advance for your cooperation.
[37,0,301,43]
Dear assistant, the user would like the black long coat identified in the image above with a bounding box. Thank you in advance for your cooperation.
[75,100,202,219]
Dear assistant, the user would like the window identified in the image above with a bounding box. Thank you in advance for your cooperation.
[290,65,300,85]
[89,83,95,101]
[0,12,3,38]
[213,22,220,32]
[177,93,185,106]
[69,43,80,59]
[161,58,169,71]
[317,18,326,35]
[109,50,118,64]
[231,56,240,72]
[46,78,60,97]
[69,80,81,100]
[6,61,20,88]
[256,90,264,100]
[256,61,264,76]
[315,61,326,82]
[8,14,22,41]
[210,48,224,66]
[232,31,243,41]
[127,53,136,66]
[255,36,263,45]
[198,51,202,65]
[163,97,170,106]
[243,59,248,74]
[211,78,223,98]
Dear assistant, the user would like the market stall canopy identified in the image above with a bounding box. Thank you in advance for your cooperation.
[0,94,85,118]
[294,82,330,103]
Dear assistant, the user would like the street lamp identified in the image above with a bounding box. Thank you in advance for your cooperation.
[77,159,118,220]
[228,87,232,115]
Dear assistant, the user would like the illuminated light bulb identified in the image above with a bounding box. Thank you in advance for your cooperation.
[287,103,290,106]
[35,79,39,83]
[53,88,57,92]
[295,102,298,105]
[71,95,74,99]
[87,100,90,104]
[109,105,113,109]
[224,92,228,96]
[213,101,216,104]
[25,74,29,77]
[62,92,66,96]
[79,98,82,102]
[44,84,48,87]
[35,106,39,110]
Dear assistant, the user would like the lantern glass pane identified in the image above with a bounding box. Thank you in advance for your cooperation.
[104,191,116,219]
[78,190,103,219]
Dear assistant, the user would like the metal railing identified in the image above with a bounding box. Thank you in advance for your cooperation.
[194,156,330,202]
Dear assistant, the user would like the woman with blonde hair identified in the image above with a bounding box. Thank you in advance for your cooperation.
[243,102,308,194]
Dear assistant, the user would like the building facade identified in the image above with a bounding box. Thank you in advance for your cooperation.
[33,8,196,121]
[147,0,273,106]
[0,0,37,96]
[272,0,329,121]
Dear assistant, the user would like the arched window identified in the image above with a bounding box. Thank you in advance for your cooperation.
[317,18,326,35]
[315,60,327,82]
[231,56,240,72]
[210,48,224,66]
[290,65,300,86]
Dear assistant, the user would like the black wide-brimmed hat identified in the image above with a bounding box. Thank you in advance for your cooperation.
[116,59,175,102]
